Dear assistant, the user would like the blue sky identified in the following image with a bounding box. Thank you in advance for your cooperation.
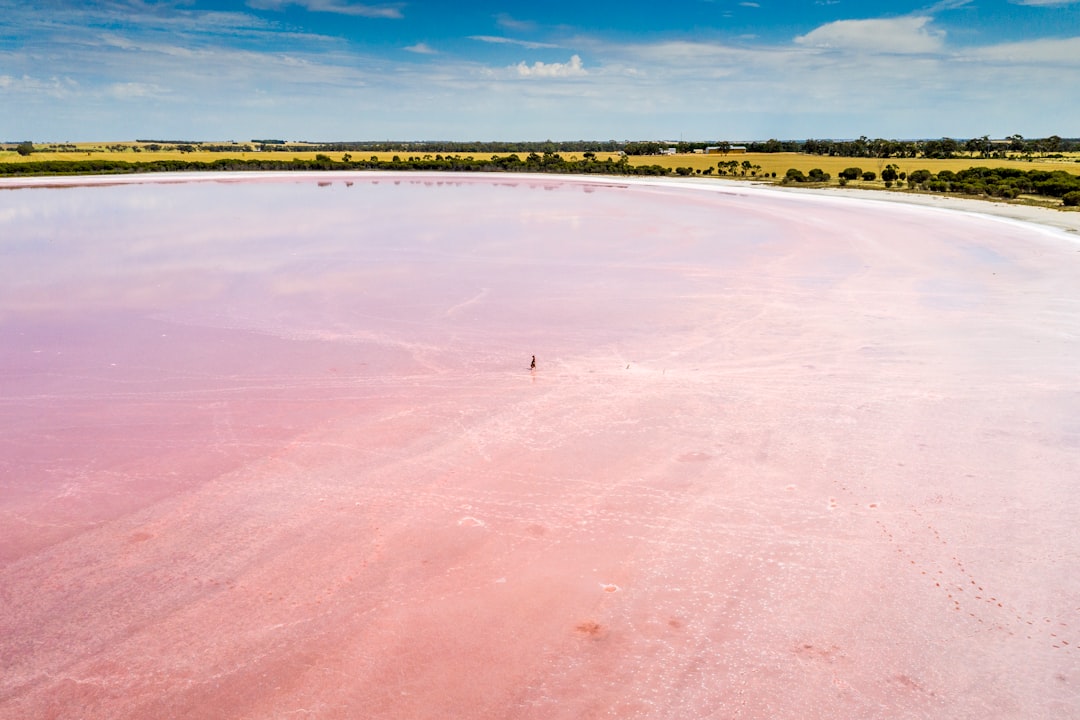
[1,0,1078,141]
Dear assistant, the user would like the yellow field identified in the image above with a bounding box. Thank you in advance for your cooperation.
[0,145,612,164]
[624,151,1080,178]
[2,143,1078,194]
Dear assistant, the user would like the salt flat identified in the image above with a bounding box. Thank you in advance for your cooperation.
[1,174,1077,719]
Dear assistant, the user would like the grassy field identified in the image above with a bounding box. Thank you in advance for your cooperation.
[626,151,1080,177]
[2,142,1078,196]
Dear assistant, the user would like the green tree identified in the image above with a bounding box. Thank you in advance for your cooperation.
[1040,135,1063,155]
[965,135,990,158]
[15,141,34,156]
[840,167,862,181]
[908,169,932,186]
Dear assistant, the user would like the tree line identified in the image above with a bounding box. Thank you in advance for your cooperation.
[781,164,1080,205]
[0,152,673,178]
[7,136,1076,159]
[749,135,1076,159]
[619,136,1077,159]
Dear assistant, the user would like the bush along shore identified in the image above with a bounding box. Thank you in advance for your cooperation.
[783,164,1080,206]
[0,153,673,178]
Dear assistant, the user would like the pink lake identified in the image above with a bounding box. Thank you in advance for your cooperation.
[1,173,1078,719]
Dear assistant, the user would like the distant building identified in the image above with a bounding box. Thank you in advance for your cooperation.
[705,145,747,155]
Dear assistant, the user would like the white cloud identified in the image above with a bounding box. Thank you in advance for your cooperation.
[926,0,973,10]
[1009,0,1080,5]
[513,54,586,78]
[0,74,79,98]
[404,42,437,54]
[795,15,945,54]
[739,2,761,7]
[100,33,199,58]
[246,0,403,19]
[608,40,761,77]
[496,14,537,32]
[469,35,561,49]
[106,81,165,99]
[964,36,1080,64]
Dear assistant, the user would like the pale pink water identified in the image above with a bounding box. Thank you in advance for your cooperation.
[1,174,1078,719]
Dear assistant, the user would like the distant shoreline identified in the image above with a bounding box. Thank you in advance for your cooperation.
[3,170,1078,237]
[765,181,1080,236]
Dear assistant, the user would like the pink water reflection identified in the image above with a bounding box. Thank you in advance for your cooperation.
[2,174,1078,719]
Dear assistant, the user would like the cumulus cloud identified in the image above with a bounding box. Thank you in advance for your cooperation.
[513,54,586,78]
[795,15,945,54]
[404,42,437,54]
[470,35,561,49]
[246,0,403,19]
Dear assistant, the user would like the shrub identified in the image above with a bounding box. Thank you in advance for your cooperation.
[861,171,876,181]
[908,169,933,185]
[840,167,862,181]
[1064,191,1080,207]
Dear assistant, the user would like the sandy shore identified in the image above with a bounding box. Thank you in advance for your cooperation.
[627,174,1080,236]
[772,182,1080,235]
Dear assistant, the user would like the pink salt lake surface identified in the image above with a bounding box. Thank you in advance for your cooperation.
[1,173,1078,719]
